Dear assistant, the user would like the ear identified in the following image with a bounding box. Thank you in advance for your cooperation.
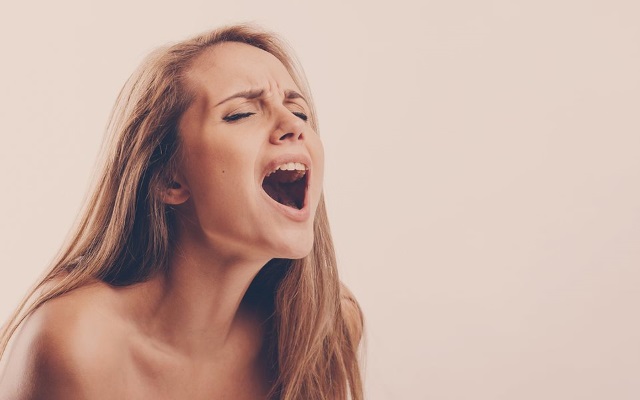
[161,175,190,205]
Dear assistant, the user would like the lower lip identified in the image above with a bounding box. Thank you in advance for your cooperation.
[260,178,310,223]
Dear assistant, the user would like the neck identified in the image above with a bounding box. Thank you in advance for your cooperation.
[131,228,273,358]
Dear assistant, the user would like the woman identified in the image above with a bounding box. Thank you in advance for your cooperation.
[0,24,363,399]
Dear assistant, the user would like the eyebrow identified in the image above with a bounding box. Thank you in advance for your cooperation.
[284,89,306,102]
[215,88,307,107]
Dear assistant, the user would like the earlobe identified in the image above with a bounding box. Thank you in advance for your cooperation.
[162,179,190,205]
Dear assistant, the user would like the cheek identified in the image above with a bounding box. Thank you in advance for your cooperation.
[182,143,255,204]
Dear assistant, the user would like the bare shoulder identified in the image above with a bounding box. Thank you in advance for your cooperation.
[0,281,128,399]
[340,282,364,347]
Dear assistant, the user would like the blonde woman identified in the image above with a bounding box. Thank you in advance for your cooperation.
[0,25,363,399]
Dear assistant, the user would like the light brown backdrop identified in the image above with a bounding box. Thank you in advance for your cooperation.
[1,1,639,399]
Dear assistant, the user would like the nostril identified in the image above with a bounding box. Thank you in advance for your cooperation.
[279,132,295,141]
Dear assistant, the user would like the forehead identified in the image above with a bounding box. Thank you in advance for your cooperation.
[186,42,300,101]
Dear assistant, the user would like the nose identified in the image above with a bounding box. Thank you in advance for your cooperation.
[269,107,306,144]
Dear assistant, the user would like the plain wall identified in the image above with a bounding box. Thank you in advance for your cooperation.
[1,1,639,399]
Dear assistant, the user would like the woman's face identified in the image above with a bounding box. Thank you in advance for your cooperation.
[175,42,324,261]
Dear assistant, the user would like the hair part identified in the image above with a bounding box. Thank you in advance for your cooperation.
[0,24,363,400]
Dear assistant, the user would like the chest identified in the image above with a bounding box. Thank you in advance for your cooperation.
[118,340,274,400]
[127,366,272,400]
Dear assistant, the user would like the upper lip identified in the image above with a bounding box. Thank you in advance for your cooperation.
[261,153,312,180]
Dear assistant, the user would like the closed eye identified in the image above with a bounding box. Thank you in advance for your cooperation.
[223,112,255,122]
[293,111,308,121]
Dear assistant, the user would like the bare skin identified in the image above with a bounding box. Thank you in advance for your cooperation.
[0,42,362,399]
[0,278,360,399]
[0,278,272,399]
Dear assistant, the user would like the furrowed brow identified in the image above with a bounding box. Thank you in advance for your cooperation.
[214,88,308,107]
[215,89,265,107]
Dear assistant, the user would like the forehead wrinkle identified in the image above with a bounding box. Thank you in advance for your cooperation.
[185,43,305,110]
[212,81,305,110]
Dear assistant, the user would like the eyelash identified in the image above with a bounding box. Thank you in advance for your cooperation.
[223,112,255,122]
[222,111,308,122]
[292,112,308,121]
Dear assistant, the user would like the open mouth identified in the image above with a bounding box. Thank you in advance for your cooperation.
[262,162,308,210]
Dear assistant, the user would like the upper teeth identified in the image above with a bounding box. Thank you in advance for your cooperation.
[267,162,308,176]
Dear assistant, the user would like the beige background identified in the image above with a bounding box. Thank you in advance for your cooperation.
[1,0,639,399]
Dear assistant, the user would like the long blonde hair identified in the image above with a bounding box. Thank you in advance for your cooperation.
[0,24,363,399]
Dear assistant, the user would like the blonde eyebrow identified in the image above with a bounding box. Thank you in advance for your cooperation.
[215,89,264,107]
[284,89,307,104]
[215,88,308,107]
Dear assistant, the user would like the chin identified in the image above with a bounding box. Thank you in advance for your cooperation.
[273,230,315,260]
